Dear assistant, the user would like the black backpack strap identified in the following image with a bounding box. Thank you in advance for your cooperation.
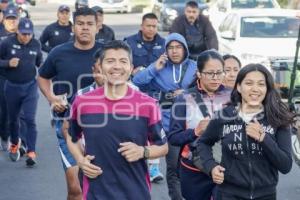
[187,87,210,149]
[187,87,210,118]
[178,63,189,88]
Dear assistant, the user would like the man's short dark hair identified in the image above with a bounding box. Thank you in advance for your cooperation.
[142,13,158,22]
[93,48,102,63]
[186,1,199,8]
[73,7,97,24]
[99,40,133,64]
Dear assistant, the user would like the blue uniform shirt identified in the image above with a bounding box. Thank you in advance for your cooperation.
[39,21,73,53]
[0,24,16,42]
[0,35,43,83]
[124,31,165,68]
[38,41,103,102]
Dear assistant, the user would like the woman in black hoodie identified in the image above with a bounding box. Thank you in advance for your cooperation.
[198,63,295,200]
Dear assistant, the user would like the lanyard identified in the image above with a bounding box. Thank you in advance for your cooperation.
[173,64,182,83]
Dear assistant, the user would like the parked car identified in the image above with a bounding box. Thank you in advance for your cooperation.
[89,0,151,13]
[218,9,300,96]
[209,0,280,29]
[152,0,208,31]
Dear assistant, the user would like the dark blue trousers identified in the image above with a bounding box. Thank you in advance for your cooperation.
[180,164,216,200]
[0,77,9,141]
[221,192,276,200]
[4,79,39,152]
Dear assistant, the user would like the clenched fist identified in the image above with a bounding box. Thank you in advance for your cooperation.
[9,58,20,68]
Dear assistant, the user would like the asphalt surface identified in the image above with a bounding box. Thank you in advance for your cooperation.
[0,2,299,200]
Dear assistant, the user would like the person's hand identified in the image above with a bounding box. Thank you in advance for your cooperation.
[211,165,225,184]
[78,155,103,179]
[9,58,20,68]
[118,142,144,162]
[173,89,184,97]
[155,53,168,71]
[246,119,265,142]
[194,117,210,137]
[94,71,106,86]
[50,95,67,113]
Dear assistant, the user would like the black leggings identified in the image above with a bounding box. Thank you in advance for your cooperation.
[221,192,276,200]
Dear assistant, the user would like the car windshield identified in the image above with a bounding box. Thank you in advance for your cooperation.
[232,0,275,8]
[240,16,299,38]
[164,0,205,3]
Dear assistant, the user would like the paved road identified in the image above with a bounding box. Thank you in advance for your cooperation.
[0,2,299,200]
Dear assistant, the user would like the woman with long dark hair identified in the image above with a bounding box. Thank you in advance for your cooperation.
[168,50,231,200]
[198,63,295,200]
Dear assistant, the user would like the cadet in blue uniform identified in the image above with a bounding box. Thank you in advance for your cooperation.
[0,18,42,166]
[39,5,73,53]
[0,6,19,151]
[125,13,166,183]
[0,0,9,12]
[124,13,165,75]
[0,6,18,41]
[91,6,115,43]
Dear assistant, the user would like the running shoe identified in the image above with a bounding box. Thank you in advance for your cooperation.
[26,151,37,167]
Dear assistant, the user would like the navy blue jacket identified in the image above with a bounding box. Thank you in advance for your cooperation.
[39,21,73,53]
[0,35,43,83]
[198,105,293,199]
[95,24,115,43]
[124,31,165,68]
[0,24,16,78]
[0,24,16,42]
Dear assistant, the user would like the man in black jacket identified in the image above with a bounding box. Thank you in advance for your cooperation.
[170,1,218,60]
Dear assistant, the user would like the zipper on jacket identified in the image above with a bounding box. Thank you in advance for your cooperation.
[244,122,255,199]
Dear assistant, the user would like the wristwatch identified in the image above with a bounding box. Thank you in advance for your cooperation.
[143,146,150,159]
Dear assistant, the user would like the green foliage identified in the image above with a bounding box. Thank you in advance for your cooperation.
[277,0,289,8]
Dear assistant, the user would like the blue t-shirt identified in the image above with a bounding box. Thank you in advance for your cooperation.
[39,41,103,101]
[0,35,43,83]
[69,87,167,200]
[39,21,73,53]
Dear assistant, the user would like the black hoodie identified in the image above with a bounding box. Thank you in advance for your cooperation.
[198,105,292,199]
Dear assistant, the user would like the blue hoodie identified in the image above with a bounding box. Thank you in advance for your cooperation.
[132,33,197,131]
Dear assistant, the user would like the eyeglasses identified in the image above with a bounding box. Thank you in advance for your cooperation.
[201,71,224,79]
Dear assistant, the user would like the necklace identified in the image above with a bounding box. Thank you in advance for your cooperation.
[173,64,182,83]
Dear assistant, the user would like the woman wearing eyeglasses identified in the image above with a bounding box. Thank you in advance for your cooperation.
[198,64,295,200]
[168,50,231,200]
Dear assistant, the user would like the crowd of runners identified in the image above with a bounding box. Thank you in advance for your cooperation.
[0,0,298,200]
